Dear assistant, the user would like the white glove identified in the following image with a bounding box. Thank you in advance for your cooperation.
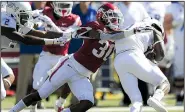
[32,15,62,32]
[58,33,72,46]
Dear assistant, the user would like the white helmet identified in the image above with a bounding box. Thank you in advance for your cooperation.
[52,2,73,17]
[150,18,164,37]
[6,2,32,26]
[1,2,7,10]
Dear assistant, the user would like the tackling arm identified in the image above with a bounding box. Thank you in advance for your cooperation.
[76,26,152,40]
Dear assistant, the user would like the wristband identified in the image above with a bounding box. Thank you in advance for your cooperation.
[3,79,11,87]
[44,39,54,45]
[124,29,135,37]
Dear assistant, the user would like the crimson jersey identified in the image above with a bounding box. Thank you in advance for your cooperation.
[74,21,115,73]
[42,7,81,55]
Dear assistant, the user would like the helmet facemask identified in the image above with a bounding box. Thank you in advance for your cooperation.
[52,2,73,17]
[16,11,33,26]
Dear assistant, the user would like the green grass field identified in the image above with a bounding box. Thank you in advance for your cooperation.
[1,93,184,112]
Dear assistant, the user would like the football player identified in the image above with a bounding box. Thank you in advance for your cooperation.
[1,2,70,47]
[27,2,81,111]
[89,19,169,112]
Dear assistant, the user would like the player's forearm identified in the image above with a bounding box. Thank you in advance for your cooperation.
[79,29,134,40]
[3,74,15,90]
[99,30,135,40]
[27,29,63,39]
[2,26,61,45]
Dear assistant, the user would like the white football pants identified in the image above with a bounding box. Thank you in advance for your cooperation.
[114,50,167,104]
[32,51,67,90]
[37,55,94,104]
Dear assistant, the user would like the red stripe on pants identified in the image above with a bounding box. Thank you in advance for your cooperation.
[49,58,69,81]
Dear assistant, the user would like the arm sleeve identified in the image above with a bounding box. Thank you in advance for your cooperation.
[99,29,135,40]
[78,28,135,40]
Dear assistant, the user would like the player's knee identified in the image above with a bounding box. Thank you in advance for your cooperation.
[78,93,94,105]
[38,89,50,99]
[156,79,170,95]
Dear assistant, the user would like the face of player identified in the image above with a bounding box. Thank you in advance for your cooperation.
[18,12,29,25]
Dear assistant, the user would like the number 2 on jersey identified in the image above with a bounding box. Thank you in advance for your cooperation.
[92,40,114,61]
[5,18,10,25]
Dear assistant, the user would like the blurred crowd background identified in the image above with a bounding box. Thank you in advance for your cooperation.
[1,1,184,108]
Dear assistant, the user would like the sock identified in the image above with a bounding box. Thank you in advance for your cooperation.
[130,102,143,112]
[9,100,27,112]
[56,97,66,107]
[153,89,165,101]
[30,104,37,111]
[62,108,71,112]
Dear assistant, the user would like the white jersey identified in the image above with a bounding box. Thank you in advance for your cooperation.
[1,9,17,50]
[1,9,16,29]
[114,2,151,29]
[115,22,154,54]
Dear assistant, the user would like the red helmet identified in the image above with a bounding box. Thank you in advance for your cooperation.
[51,2,73,17]
[96,3,124,31]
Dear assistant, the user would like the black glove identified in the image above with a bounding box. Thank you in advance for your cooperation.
[144,48,157,64]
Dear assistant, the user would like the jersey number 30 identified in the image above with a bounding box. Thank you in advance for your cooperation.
[92,40,114,61]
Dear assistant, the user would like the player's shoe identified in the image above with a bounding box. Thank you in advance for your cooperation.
[54,100,64,112]
[130,102,143,112]
[147,97,168,112]
[30,105,37,112]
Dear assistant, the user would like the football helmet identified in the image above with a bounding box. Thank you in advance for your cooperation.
[6,2,32,26]
[1,2,7,10]
[51,2,73,17]
[96,3,124,31]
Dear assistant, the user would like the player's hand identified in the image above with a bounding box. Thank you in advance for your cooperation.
[54,34,71,46]
[145,48,157,64]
